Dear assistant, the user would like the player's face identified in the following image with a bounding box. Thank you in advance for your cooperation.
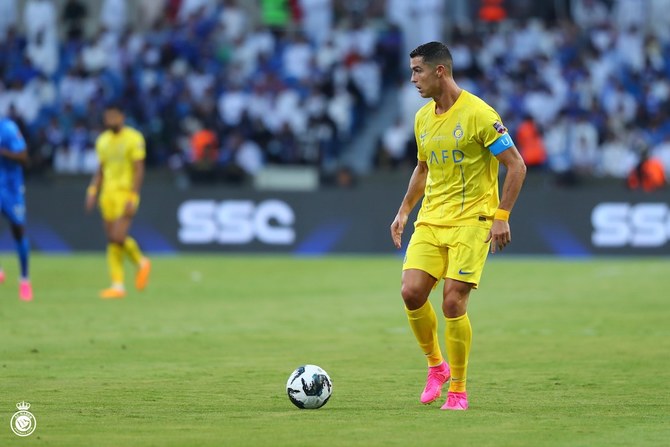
[104,109,124,132]
[410,57,441,98]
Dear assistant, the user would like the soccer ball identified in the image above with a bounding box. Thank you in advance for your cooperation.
[286,364,333,409]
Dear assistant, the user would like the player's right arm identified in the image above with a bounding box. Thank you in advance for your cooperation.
[86,134,104,212]
[390,160,428,249]
[85,164,103,212]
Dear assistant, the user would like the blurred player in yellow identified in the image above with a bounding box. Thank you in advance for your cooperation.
[390,42,526,410]
[86,105,151,299]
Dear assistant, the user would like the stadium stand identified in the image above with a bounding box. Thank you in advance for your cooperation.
[1,0,669,188]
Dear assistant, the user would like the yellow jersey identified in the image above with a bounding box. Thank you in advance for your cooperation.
[414,90,513,228]
[95,126,146,194]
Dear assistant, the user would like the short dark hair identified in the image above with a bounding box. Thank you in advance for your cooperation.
[410,41,453,72]
[104,103,124,113]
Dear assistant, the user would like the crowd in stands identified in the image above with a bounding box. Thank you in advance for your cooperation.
[377,0,670,190]
[0,0,400,182]
[1,0,669,190]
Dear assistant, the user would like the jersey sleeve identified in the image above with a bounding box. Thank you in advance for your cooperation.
[476,105,514,156]
[95,134,105,163]
[129,131,146,161]
[1,120,27,152]
[414,112,427,162]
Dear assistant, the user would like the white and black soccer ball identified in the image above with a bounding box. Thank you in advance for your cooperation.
[286,365,333,409]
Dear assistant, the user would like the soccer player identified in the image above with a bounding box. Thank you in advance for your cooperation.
[390,42,526,410]
[85,105,151,299]
[0,116,33,301]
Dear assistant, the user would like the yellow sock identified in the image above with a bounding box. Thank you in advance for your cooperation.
[122,236,144,266]
[405,301,444,367]
[445,313,472,393]
[107,243,124,286]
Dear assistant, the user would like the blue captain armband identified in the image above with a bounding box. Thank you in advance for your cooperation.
[488,133,514,156]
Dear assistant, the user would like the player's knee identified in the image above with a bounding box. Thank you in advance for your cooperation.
[10,224,24,240]
[107,236,125,245]
[401,283,427,310]
[442,291,470,317]
[442,297,463,317]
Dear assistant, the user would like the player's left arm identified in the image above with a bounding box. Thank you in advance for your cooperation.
[132,159,145,196]
[0,121,30,165]
[0,147,29,165]
[125,133,146,217]
[488,146,526,254]
[123,159,144,217]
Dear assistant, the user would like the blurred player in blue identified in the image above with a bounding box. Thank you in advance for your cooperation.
[0,116,33,301]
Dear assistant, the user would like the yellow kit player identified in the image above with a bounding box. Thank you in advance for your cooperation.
[390,42,526,410]
[86,105,151,299]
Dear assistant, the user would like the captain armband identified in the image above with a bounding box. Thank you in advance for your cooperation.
[488,133,514,156]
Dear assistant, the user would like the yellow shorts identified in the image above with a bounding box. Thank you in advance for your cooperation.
[403,224,490,288]
[99,190,140,221]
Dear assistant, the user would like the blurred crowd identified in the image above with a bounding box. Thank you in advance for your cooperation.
[378,0,670,189]
[0,0,400,182]
[2,0,670,190]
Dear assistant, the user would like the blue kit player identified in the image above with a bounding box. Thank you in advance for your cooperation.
[0,116,33,301]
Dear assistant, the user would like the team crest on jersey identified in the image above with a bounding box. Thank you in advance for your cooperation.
[453,123,464,140]
[493,121,507,134]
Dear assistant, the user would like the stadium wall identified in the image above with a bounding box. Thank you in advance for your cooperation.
[3,181,669,256]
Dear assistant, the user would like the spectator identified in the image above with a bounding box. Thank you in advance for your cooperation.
[53,119,92,173]
[0,0,18,43]
[650,134,670,178]
[23,0,58,44]
[599,131,638,178]
[282,34,313,81]
[259,0,291,29]
[139,0,167,29]
[515,115,547,168]
[218,0,248,42]
[184,124,227,183]
[524,82,562,128]
[190,128,219,164]
[615,24,644,73]
[231,133,264,175]
[613,0,646,31]
[627,149,666,192]
[62,0,87,41]
[602,81,637,125]
[378,117,410,169]
[648,0,670,43]
[81,31,114,73]
[570,112,599,176]
[59,67,98,108]
[544,112,572,176]
[217,83,248,128]
[178,0,215,23]
[571,0,609,29]
[25,29,59,76]
[299,0,333,46]
[100,0,127,34]
[23,0,59,76]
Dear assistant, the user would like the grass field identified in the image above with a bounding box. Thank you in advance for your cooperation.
[1,254,669,447]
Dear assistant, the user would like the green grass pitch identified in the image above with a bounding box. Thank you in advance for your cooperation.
[1,254,669,446]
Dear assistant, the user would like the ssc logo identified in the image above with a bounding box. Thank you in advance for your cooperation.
[10,401,36,437]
